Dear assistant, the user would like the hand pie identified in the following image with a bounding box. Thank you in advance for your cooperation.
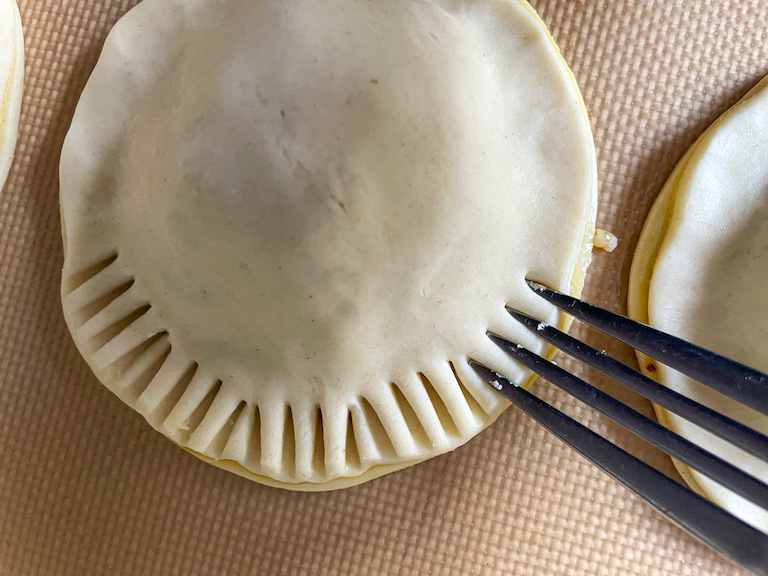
[629,75,768,532]
[0,0,23,193]
[61,0,597,490]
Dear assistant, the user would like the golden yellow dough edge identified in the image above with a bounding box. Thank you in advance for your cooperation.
[626,148,709,498]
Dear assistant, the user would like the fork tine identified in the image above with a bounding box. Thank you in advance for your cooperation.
[488,333,768,510]
[507,307,768,463]
[470,361,768,576]
[526,280,768,416]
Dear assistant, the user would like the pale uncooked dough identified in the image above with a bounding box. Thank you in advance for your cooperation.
[0,0,23,193]
[60,0,597,489]
[629,75,768,532]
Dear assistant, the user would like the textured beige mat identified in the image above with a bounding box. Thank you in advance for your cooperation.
[1,0,767,574]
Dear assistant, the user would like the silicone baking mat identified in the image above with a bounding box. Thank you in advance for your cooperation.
[1,1,767,574]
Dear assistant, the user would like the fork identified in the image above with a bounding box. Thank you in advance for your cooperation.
[471,280,768,575]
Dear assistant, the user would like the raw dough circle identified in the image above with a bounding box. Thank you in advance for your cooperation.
[0,0,23,193]
[629,75,768,532]
[61,0,597,489]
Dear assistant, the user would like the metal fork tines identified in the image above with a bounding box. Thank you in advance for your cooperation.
[471,281,768,575]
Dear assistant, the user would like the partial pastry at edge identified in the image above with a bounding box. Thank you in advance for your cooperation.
[629,75,768,532]
[0,0,24,193]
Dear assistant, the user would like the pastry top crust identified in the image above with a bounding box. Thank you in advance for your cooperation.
[61,0,596,489]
